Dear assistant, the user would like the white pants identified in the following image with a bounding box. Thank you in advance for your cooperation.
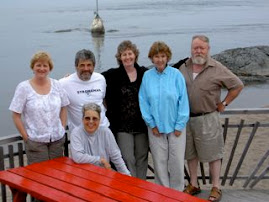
[148,127,186,191]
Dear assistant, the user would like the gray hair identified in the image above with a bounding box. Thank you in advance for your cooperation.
[75,49,96,67]
[192,35,210,44]
[82,103,101,117]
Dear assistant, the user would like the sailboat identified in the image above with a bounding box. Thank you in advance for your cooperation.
[90,0,105,34]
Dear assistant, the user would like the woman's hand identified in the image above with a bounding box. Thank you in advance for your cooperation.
[12,112,29,142]
[152,127,161,137]
[100,157,112,170]
[22,135,28,142]
[174,130,182,137]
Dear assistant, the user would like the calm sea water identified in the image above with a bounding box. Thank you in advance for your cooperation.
[1,0,269,137]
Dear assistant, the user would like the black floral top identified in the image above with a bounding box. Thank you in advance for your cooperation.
[102,63,148,134]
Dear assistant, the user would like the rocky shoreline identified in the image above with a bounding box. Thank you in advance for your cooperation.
[212,45,269,85]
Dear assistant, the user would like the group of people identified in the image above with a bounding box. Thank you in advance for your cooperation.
[9,35,243,202]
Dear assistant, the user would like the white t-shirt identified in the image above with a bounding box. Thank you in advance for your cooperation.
[59,72,110,132]
[9,78,70,143]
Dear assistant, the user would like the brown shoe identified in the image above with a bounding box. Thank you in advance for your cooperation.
[183,184,201,195]
[208,187,222,202]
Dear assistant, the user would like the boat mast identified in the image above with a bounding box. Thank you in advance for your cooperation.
[96,0,99,14]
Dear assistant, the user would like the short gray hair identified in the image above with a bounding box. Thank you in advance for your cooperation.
[82,103,101,117]
[75,49,96,67]
[192,35,210,44]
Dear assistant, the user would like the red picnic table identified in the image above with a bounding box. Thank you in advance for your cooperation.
[0,157,206,202]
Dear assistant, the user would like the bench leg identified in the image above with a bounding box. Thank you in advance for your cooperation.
[11,188,27,202]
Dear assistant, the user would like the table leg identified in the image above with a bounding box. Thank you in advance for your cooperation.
[11,188,27,202]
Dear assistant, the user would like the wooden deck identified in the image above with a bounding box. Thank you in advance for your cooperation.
[197,189,269,202]
[0,108,268,201]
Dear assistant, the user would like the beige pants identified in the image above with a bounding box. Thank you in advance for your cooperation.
[148,127,186,191]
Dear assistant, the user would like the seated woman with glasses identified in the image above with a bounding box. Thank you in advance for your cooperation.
[70,102,130,175]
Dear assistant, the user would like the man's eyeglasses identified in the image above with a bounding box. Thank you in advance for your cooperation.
[84,116,100,122]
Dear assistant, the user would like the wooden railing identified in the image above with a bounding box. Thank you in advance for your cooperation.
[194,108,269,188]
[0,109,268,201]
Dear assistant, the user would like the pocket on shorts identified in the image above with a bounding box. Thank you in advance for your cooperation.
[25,139,42,152]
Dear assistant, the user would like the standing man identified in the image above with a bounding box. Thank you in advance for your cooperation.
[60,49,109,132]
[174,35,243,202]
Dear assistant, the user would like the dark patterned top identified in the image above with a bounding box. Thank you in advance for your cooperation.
[119,80,142,132]
[102,63,147,134]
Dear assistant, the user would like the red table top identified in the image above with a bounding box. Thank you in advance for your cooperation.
[0,157,207,202]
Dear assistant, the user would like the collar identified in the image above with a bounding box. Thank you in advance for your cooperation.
[154,65,169,74]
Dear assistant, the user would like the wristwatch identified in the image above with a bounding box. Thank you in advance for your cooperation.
[222,101,228,106]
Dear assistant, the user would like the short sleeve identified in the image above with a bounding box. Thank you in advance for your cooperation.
[9,82,28,113]
[220,66,244,90]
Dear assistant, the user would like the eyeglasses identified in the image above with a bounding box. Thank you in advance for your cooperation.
[84,116,100,122]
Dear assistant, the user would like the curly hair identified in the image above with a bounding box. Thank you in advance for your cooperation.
[115,40,139,65]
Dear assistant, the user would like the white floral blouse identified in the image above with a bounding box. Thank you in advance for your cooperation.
[9,78,70,143]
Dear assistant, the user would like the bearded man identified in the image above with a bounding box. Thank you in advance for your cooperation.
[173,35,243,202]
[60,49,109,132]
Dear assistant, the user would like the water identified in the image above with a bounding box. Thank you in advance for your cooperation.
[1,0,269,137]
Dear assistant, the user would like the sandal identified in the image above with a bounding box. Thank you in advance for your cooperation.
[183,184,201,195]
[208,187,222,202]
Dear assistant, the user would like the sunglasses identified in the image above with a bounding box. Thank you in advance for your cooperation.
[84,116,100,122]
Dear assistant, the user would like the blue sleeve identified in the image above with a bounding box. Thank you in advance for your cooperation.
[175,74,189,131]
[138,74,156,129]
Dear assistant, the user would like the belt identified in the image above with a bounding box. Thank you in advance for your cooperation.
[190,111,213,117]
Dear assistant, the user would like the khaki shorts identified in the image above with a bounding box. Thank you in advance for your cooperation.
[185,111,224,163]
[25,136,65,165]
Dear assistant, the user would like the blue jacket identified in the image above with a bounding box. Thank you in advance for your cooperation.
[139,66,189,133]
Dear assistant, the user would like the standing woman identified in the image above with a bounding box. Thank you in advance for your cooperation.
[9,51,70,165]
[102,40,149,179]
[139,41,189,191]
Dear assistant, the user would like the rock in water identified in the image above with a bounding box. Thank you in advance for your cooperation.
[90,13,105,34]
[212,46,269,84]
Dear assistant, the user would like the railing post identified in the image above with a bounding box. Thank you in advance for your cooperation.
[249,166,269,188]
[229,122,260,185]
[222,119,245,186]
[8,145,15,169]
[64,132,69,157]
[0,147,7,202]
[243,150,269,188]
[18,143,24,167]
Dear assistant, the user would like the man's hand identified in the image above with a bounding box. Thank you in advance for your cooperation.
[217,102,226,112]
[174,130,182,137]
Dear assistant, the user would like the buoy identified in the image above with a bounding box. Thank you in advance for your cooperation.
[90,0,105,34]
